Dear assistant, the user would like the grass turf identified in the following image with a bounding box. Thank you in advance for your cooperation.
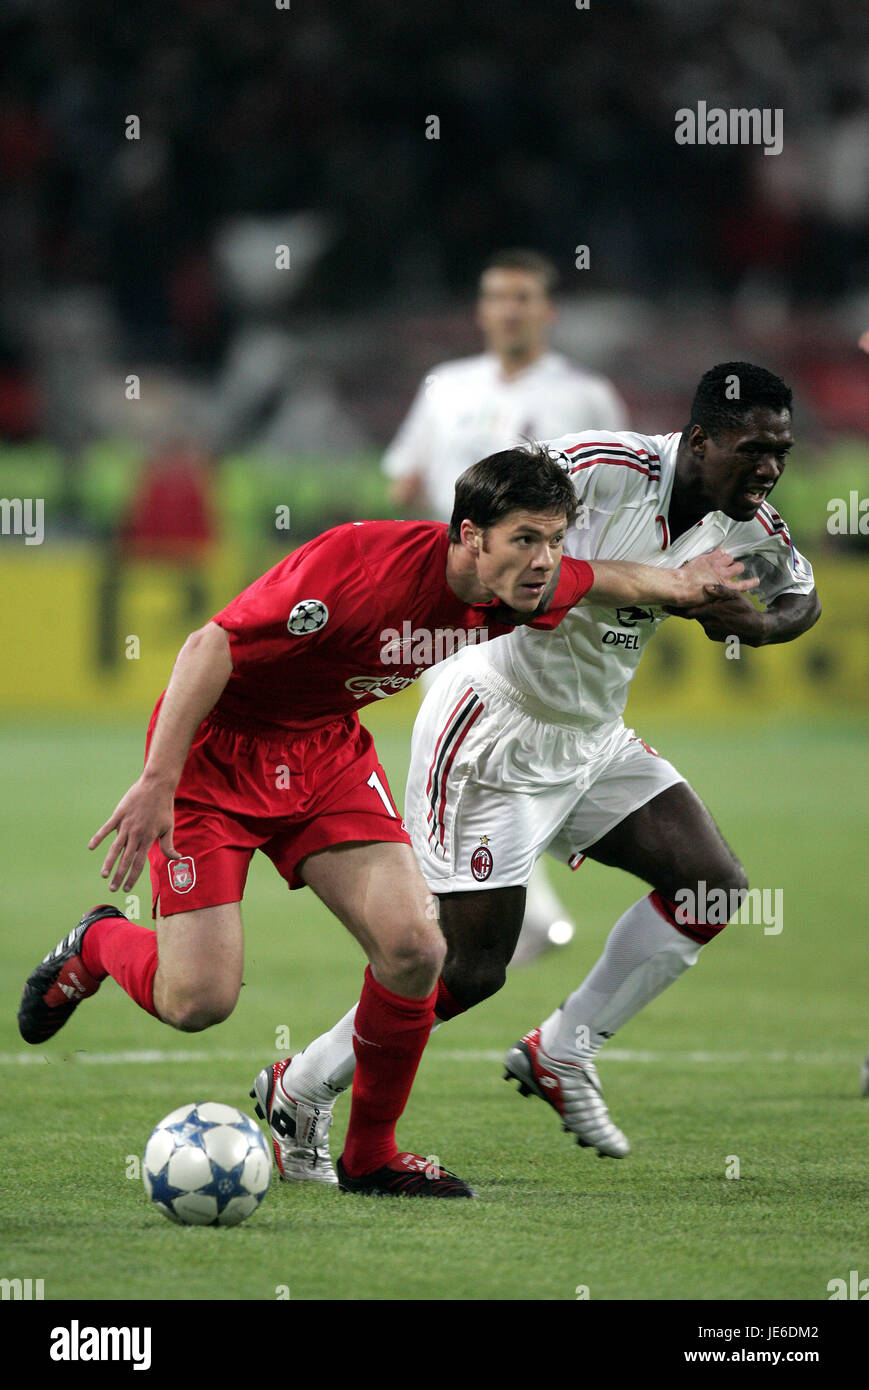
[1,716,867,1302]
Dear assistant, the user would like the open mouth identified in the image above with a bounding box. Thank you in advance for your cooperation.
[742,486,770,507]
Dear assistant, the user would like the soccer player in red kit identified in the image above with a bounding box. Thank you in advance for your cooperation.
[18,445,755,1197]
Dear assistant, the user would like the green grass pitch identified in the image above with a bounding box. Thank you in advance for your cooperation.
[1,715,867,1302]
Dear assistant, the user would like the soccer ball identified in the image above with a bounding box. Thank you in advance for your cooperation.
[287,598,328,635]
[142,1102,271,1227]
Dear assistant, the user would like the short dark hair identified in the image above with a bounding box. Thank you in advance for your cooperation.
[448,443,577,542]
[689,362,793,441]
[479,248,559,297]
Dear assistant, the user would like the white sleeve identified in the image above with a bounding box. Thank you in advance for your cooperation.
[382,378,435,480]
[543,431,651,509]
[732,512,815,604]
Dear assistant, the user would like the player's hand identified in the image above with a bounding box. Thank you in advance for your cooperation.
[665,591,768,645]
[88,775,180,893]
[674,549,759,607]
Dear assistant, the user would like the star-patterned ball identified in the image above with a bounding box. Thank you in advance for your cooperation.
[142,1102,271,1226]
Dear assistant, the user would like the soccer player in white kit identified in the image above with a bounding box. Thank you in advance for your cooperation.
[384,248,628,963]
[273,362,820,1173]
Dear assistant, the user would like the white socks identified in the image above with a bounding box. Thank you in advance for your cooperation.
[288,1004,357,1101]
[540,894,701,1063]
[288,894,704,1100]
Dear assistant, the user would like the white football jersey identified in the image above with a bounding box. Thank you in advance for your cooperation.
[474,430,816,734]
[383,351,628,521]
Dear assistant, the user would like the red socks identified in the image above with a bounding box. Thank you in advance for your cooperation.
[80,913,159,1017]
[342,966,437,1177]
[435,976,466,1021]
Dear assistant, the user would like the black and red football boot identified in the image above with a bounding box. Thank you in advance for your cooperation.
[336,1151,476,1198]
[18,905,124,1044]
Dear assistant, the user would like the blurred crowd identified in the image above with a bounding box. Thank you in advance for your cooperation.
[0,0,866,519]
[3,1,868,348]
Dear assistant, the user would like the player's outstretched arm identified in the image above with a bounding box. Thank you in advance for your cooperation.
[666,586,821,646]
[586,549,759,609]
[88,621,233,892]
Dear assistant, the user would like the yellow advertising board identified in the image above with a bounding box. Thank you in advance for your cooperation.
[0,546,865,722]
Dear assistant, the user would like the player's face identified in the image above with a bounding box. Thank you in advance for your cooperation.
[693,409,793,521]
[476,269,555,361]
[472,510,568,611]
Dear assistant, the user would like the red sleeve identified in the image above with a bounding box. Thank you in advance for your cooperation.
[527,556,594,629]
[212,526,373,672]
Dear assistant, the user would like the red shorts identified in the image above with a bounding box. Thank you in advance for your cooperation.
[146,701,411,918]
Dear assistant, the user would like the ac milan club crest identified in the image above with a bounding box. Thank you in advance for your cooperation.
[470,837,493,882]
[169,857,196,893]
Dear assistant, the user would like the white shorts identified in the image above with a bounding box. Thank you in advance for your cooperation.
[405,661,684,892]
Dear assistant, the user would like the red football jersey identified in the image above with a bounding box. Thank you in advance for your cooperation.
[211,520,593,731]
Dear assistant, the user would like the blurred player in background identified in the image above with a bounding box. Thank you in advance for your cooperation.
[384,248,629,964]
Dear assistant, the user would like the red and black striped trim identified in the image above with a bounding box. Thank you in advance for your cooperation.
[756,502,793,550]
[564,442,662,481]
[424,686,484,852]
[649,890,725,945]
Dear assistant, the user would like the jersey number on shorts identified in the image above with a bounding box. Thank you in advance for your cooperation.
[367,770,398,818]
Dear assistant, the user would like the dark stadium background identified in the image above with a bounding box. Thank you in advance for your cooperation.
[1,0,867,1314]
[0,0,866,715]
